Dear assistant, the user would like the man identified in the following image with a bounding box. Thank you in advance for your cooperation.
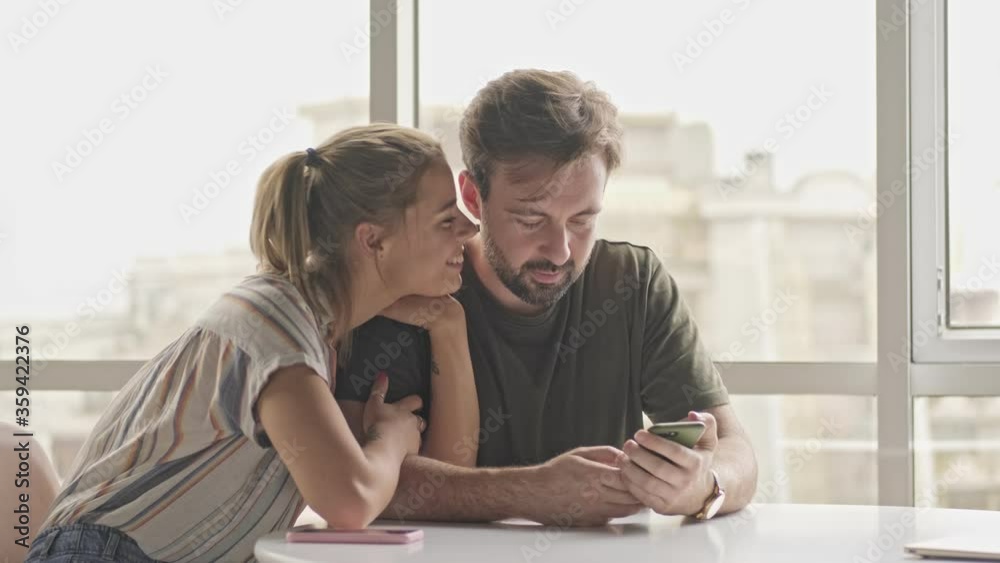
[336,69,757,525]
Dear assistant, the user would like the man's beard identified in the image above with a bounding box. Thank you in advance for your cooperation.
[481,229,581,308]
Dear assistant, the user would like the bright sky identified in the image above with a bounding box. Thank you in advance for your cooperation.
[1,0,995,319]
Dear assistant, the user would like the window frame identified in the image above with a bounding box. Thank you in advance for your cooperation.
[910,0,1000,363]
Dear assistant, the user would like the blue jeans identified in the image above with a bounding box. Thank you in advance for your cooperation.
[25,523,162,563]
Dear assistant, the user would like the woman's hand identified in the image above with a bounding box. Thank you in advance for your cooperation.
[362,371,425,456]
[378,295,464,332]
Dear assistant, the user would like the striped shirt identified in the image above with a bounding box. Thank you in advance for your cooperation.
[41,273,333,562]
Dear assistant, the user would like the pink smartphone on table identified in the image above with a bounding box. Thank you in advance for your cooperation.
[285,524,424,544]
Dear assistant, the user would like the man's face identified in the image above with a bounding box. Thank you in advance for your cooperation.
[475,153,607,308]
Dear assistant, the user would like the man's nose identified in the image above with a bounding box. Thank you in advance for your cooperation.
[538,225,571,266]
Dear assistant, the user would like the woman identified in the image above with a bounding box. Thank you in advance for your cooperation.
[27,124,480,562]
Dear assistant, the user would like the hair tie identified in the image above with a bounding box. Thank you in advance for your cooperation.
[304,147,320,167]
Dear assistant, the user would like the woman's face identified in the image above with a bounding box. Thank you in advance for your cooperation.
[380,161,478,297]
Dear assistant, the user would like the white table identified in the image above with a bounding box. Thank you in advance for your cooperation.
[256,503,1000,562]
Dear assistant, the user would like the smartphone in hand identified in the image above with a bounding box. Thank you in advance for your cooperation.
[285,525,423,544]
[646,421,706,449]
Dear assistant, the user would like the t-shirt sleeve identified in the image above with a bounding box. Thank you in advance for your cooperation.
[335,316,431,417]
[204,285,332,448]
[639,252,730,423]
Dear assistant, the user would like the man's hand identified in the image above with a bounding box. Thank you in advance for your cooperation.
[525,446,644,527]
[617,411,719,516]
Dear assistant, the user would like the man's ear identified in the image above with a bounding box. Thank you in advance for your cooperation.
[459,170,484,222]
[354,222,386,258]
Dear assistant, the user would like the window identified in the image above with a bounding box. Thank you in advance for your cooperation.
[914,397,1000,510]
[911,0,1000,362]
[0,1,370,363]
[418,0,876,363]
[945,0,1000,329]
[732,396,877,505]
[906,0,1000,509]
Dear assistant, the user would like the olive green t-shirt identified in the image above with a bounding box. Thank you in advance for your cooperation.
[335,240,729,467]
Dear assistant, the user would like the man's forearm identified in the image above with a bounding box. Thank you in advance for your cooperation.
[713,434,758,514]
[379,454,536,523]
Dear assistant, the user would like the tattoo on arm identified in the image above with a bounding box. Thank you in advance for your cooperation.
[364,424,381,444]
[430,359,440,376]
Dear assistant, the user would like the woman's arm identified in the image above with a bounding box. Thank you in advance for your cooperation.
[371,296,479,467]
[421,308,479,466]
[258,367,422,529]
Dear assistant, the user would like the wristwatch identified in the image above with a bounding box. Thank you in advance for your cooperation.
[694,469,726,520]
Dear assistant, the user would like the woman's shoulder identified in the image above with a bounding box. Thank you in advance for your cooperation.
[196,273,328,360]
[211,272,311,317]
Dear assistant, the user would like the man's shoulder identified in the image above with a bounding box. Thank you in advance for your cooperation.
[590,239,658,264]
[583,239,661,292]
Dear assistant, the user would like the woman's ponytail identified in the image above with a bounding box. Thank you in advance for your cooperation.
[249,124,447,355]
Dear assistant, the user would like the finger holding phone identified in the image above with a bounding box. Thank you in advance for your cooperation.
[616,411,723,518]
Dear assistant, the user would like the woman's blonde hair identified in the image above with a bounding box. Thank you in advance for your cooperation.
[249,123,446,352]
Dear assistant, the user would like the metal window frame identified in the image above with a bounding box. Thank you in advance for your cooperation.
[876,0,914,506]
[910,0,1000,362]
[5,0,1000,509]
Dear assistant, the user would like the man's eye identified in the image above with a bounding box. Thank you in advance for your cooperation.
[517,219,543,230]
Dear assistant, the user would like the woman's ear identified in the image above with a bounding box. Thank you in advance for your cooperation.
[459,170,484,221]
[354,222,386,258]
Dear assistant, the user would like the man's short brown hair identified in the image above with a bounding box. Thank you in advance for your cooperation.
[459,69,623,200]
